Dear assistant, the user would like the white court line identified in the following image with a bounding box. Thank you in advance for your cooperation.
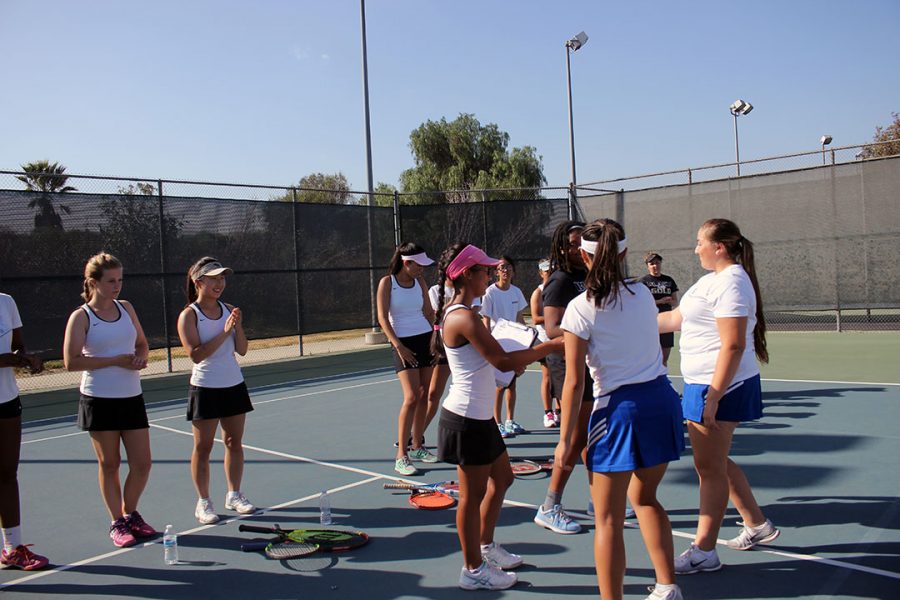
[0,476,381,590]
[22,376,397,445]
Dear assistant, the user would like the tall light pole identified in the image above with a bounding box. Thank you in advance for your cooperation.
[729,99,753,176]
[565,31,588,218]
[821,135,833,165]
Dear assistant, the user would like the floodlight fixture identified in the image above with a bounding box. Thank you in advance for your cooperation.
[730,99,753,116]
[567,31,588,51]
[565,30,588,217]
[821,135,833,165]
[729,99,753,176]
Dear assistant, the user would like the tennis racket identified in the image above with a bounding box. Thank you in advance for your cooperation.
[510,459,542,476]
[239,524,369,557]
[383,481,458,510]
[383,480,460,497]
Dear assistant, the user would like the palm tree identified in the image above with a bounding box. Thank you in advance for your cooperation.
[17,160,77,230]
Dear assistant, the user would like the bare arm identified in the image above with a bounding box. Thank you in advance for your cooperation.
[177,306,238,363]
[226,304,248,356]
[0,329,43,373]
[543,305,566,340]
[450,309,562,372]
[554,331,587,469]
[702,316,748,429]
[658,307,683,334]
[63,310,134,371]
[418,277,435,324]
[120,300,148,369]
[376,276,418,366]
[529,288,545,326]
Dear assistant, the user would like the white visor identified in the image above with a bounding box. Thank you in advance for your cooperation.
[401,252,434,266]
[581,238,628,255]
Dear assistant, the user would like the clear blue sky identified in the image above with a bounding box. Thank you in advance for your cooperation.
[1,0,898,191]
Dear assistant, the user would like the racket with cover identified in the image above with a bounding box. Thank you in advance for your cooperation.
[239,524,369,554]
[510,459,542,476]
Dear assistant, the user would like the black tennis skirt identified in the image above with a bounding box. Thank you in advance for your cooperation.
[392,332,435,372]
[0,397,22,419]
[187,381,253,421]
[77,394,149,431]
[437,408,506,466]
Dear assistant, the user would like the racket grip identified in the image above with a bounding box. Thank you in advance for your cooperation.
[383,483,414,490]
[238,524,276,534]
[241,541,269,552]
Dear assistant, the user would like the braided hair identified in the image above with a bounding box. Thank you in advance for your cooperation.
[582,219,634,309]
[548,220,585,274]
[429,243,466,362]
[700,218,768,364]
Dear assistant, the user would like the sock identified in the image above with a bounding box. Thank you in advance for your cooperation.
[749,520,769,532]
[2,526,22,552]
[467,561,486,574]
[542,490,562,511]
[480,542,495,552]
[227,491,239,499]
[654,583,677,592]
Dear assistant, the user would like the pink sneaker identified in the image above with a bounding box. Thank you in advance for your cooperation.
[126,511,158,538]
[109,517,137,548]
[1,545,50,571]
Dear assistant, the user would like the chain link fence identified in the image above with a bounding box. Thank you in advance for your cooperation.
[579,154,900,332]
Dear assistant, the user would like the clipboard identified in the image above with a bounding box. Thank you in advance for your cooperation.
[491,318,538,388]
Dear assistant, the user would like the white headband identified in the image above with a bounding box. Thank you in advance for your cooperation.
[581,237,628,255]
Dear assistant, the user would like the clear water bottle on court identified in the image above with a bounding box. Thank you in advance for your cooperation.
[319,490,332,525]
[163,524,178,565]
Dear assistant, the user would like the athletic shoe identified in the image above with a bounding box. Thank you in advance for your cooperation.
[394,456,419,476]
[458,562,518,590]
[674,543,722,574]
[498,422,512,438]
[726,518,780,550]
[534,504,582,534]
[0,545,49,571]
[126,510,157,537]
[195,498,220,524]
[393,436,425,449]
[645,584,684,600]
[505,419,526,434]
[543,411,556,428]
[109,517,137,548]
[225,491,257,514]
[481,542,523,570]
[552,409,561,426]
[625,505,636,519]
[410,447,439,463]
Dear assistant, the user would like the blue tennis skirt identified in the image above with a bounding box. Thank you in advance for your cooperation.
[586,375,685,473]
[682,374,762,423]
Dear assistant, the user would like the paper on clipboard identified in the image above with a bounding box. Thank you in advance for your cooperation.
[491,318,538,389]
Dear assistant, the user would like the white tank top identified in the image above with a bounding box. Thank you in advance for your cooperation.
[189,301,244,388]
[441,304,496,420]
[79,300,142,398]
[388,275,431,338]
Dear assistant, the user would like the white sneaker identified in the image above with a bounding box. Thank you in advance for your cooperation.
[543,411,556,428]
[225,491,257,514]
[645,583,684,600]
[458,562,517,590]
[674,543,722,574]
[195,498,220,524]
[726,518,780,550]
[534,503,582,534]
[480,542,523,570]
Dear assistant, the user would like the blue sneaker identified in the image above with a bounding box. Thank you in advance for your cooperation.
[498,422,512,438]
[505,419,526,434]
[534,504,581,534]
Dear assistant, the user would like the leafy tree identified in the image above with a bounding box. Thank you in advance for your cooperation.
[863,112,900,158]
[274,172,355,204]
[399,113,546,203]
[17,160,76,230]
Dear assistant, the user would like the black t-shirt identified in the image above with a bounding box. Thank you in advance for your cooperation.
[542,268,587,309]
[639,274,679,313]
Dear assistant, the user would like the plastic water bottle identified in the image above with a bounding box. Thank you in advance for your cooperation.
[319,490,332,525]
[163,524,178,565]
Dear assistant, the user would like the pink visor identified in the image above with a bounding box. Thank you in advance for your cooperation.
[446,245,501,280]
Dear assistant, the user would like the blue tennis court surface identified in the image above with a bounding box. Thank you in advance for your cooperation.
[2,365,898,599]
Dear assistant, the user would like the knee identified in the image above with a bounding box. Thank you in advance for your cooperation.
[194,440,214,459]
[222,434,243,452]
[98,456,121,474]
[129,458,152,478]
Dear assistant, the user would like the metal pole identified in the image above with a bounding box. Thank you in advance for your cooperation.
[566,45,578,199]
[733,112,741,176]
[392,190,401,246]
[291,187,304,356]
[156,180,173,373]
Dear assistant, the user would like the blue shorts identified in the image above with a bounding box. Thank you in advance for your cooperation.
[682,374,762,423]
[586,375,685,473]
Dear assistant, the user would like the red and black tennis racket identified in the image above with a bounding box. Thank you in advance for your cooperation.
[383,480,458,509]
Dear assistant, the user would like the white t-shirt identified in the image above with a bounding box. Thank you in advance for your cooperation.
[0,294,23,403]
[678,264,760,385]
[428,285,481,312]
[481,284,527,329]
[562,284,666,397]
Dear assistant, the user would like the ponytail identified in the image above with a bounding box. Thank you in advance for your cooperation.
[430,243,466,362]
[388,241,426,275]
[81,252,122,302]
[582,219,632,308]
[185,256,217,307]
[701,218,768,363]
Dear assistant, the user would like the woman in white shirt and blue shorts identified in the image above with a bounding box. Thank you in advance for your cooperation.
[659,218,779,575]
[557,220,685,600]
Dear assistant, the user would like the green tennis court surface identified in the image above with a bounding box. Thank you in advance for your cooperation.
[3,336,898,599]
